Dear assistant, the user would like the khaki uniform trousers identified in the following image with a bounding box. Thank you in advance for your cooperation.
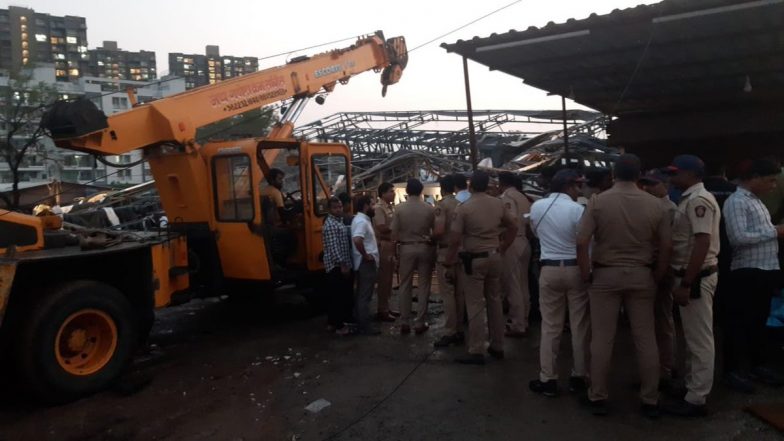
[538,265,590,382]
[673,273,717,406]
[654,274,675,377]
[437,248,464,336]
[588,266,659,405]
[501,236,532,333]
[398,243,435,326]
[461,253,504,355]
[376,240,395,314]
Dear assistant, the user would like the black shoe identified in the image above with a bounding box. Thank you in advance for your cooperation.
[434,334,460,348]
[568,376,588,393]
[455,354,486,365]
[724,371,756,394]
[662,399,707,418]
[487,347,505,360]
[749,366,784,386]
[640,403,660,419]
[529,379,558,397]
[579,394,609,416]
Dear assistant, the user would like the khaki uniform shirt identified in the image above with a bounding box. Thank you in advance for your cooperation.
[500,187,531,237]
[452,192,515,253]
[670,182,721,268]
[434,194,459,262]
[435,195,459,246]
[373,200,394,242]
[659,196,678,224]
[391,197,435,243]
[578,181,671,267]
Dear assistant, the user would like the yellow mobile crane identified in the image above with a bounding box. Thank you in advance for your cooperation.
[0,31,407,402]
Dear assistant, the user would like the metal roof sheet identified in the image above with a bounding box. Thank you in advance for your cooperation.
[442,0,784,116]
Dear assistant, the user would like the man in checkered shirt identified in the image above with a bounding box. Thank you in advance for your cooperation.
[723,159,784,392]
[322,197,354,335]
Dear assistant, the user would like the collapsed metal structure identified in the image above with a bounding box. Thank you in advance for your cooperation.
[294,109,612,190]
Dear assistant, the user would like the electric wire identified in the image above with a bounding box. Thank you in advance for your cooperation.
[409,0,523,53]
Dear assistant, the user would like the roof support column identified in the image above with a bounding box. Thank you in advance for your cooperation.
[462,56,478,170]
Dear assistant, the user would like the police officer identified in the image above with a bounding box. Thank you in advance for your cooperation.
[498,171,532,337]
[662,155,720,417]
[577,154,671,418]
[639,169,678,385]
[391,178,436,335]
[433,175,463,347]
[446,170,518,364]
[374,182,398,322]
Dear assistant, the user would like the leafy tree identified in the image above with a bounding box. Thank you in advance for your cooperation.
[0,71,58,209]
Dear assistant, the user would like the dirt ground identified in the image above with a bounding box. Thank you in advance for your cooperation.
[1,285,782,441]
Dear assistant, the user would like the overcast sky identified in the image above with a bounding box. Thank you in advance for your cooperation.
[7,0,659,123]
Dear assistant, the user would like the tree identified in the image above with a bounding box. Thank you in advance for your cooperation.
[0,71,58,209]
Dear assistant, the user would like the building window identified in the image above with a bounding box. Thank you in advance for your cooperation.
[111,96,128,109]
[35,33,47,42]
[66,36,77,44]
[69,68,79,76]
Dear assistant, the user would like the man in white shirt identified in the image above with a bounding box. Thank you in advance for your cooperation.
[351,195,381,335]
[528,168,590,397]
[455,173,471,203]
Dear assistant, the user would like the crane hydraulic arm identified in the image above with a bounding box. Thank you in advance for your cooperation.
[41,31,407,155]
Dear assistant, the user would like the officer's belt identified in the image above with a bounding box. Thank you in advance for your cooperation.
[458,250,497,275]
[673,265,718,278]
[593,262,654,269]
[541,259,577,267]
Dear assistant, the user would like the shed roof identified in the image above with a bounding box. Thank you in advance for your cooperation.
[442,0,784,116]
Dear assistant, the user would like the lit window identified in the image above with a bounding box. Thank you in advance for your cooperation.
[69,68,79,76]
[20,24,27,32]
[21,32,28,40]
[50,37,58,44]
[78,45,87,53]
[223,58,232,64]
[21,41,28,49]
[35,33,47,42]
[22,57,28,65]
[56,69,67,77]
[22,50,29,57]
[208,60,214,66]
[55,53,65,60]
[66,36,77,44]
[97,61,104,66]
[20,16,27,23]
[176,56,183,62]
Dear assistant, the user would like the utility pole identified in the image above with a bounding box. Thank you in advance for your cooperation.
[462,56,478,171]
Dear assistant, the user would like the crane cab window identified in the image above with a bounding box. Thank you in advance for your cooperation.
[312,155,349,216]
[212,154,254,222]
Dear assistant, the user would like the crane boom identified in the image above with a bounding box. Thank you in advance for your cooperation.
[42,31,407,155]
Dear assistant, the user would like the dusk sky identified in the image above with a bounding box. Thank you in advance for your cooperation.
[7,0,659,123]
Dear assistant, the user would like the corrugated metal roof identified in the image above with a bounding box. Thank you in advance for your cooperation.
[442,0,784,117]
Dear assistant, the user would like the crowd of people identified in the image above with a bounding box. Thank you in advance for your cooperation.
[319,152,784,419]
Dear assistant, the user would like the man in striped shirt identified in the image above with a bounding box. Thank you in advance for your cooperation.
[323,197,354,335]
[723,159,784,392]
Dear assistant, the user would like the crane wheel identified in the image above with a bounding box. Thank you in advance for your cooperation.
[17,280,139,404]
